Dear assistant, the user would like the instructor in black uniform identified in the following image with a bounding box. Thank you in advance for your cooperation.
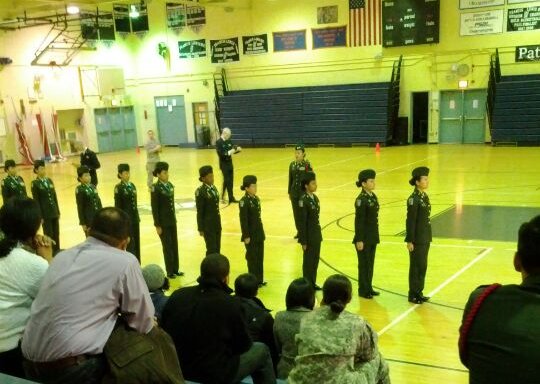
[288,144,313,239]
[298,172,322,290]
[151,161,183,278]
[353,169,380,299]
[31,160,60,253]
[79,146,101,187]
[239,175,266,286]
[114,163,141,262]
[405,166,432,304]
[195,165,222,255]
[215,127,241,203]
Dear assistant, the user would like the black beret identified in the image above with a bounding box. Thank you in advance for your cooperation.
[118,163,130,173]
[409,166,430,186]
[240,175,257,190]
[357,169,376,186]
[4,159,16,171]
[153,161,169,177]
[301,172,316,188]
[33,160,45,172]
[295,144,305,152]
[77,165,90,178]
[199,165,213,180]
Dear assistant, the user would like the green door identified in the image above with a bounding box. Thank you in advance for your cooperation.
[463,90,486,144]
[155,96,188,146]
[109,108,125,151]
[439,91,463,143]
[94,108,112,152]
[122,106,137,149]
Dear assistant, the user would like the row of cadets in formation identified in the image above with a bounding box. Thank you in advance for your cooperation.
[1,153,432,302]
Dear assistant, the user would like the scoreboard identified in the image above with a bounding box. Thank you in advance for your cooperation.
[382,0,440,47]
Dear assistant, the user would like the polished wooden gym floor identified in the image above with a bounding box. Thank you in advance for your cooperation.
[16,144,540,384]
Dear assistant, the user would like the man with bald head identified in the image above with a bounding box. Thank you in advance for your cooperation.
[215,127,242,204]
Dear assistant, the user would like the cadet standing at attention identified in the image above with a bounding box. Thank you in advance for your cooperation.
[298,172,322,290]
[151,161,183,278]
[114,163,141,262]
[75,165,102,236]
[239,175,266,287]
[195,165,222,255]
[1,159,27,204]
[353,169,380,299]
[31,160,60,253]
[215,127,241,204]
[288,145,313,239]
[405,166,432,304]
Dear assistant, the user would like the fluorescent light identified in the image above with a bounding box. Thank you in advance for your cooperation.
[129,5,139,18]
[458,80,468,89]
[67,5,80,14]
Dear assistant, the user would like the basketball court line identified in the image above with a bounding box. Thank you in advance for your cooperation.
[385,358,468,373]
[377,247,493,336]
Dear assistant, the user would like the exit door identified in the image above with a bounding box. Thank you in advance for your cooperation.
[439,90,487,144]
[155,96,188,146]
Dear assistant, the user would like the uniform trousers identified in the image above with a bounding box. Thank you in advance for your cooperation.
[127,221,141,263]
[220,164,235,201]
[159,224,179,275]
[245,240,265,283]
[42,217,60,253]
[290,195,301,234]
[408,243,430,298]
[89,169,98,187]
[302,241,321,287]
[357,243,377,296]
[204,229,221,256]
[146,162,157,189]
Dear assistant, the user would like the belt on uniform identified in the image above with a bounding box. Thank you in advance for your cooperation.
[25,354,96,375]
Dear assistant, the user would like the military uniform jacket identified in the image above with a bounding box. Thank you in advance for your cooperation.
[353,189,380,245]
[151,181,176,227]
[31,177,60,219]
[216,138,234,169]
[80,148,101,170]
[298,193,322,245]
[114,181,140,223]
[1,175,27,203]
[239,194,265,243]
[288,160,313,198]
[405,188,432,244]
[75,183,102,226]
[195,183,221,233]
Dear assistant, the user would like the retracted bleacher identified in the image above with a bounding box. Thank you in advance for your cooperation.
[219,82,391,146]
[491,73,540,145]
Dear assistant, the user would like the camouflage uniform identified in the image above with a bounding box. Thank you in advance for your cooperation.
[288,306,390,384]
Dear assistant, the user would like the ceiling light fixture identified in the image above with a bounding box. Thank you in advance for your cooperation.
[129,5,140,18]
[66,5,80,15]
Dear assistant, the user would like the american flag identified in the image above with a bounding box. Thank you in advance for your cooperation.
[349,0,382,47]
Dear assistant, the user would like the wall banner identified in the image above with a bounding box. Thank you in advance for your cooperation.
[273,30,307,52]
[242,34,268,55]
[460,9,504,35]
[210,38,240,63]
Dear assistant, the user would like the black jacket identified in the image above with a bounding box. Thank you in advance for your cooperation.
[1,175,27,203]
[115,181,140,223]
[161,277,252,384]
[151,181,176,227]
[239,194,265,243]
[80,148,101,170]
[75,183,102,226]
[216,138,234,170]
[298,192,322,245]
[353,189,380,245]
[405,188,432,244]
[195,183,221,233]
[31,177,60,219]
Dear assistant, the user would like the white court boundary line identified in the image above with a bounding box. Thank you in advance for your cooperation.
[377,247,493,336]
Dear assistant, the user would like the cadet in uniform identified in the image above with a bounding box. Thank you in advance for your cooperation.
[195,165,222,255]
[1,159,27,204]
[114,163,141,262]
[239,175,266,286]
[405,166,432,304]
[151,161,183,278]
[79,146,101,187]
[353,169,380,299]
[288,145,313,238]
[215,127,241,203]
[75,165,102,236]
[31,160,60,253]
[298,172,322,290]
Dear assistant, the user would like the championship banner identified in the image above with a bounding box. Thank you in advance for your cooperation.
[507,6,540,32]
[210,38,240,63]
[273,30,306,52]
[113,4,130,33]
[312,26,347,49]
[187,5,206,26]
[81,13,98,40]
[460,10,504,35]
[459,0,504,9]
[167,3,186,29]
[515,45,540,62]
[98,13,115,40]
[242,34,268,55]
[131,3,149,33]
[179,39,207,58]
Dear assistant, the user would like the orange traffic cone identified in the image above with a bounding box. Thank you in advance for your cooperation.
[375,142,380,153]
[136,146,140,154]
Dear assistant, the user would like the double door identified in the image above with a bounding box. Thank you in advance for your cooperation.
[94,106,137,152]
[439,90,486,144]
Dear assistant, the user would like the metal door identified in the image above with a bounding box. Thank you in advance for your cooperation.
[109,108,125,151]
[439,90,486,144]
[122,106,137,148]
[463,90,486,144]
[439,91,463,143]
[155,96,188,146]
[94,108,112,152]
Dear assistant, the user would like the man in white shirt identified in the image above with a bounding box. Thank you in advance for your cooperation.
[22,207,154,384]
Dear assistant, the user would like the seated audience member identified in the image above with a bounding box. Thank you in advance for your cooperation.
[273,278,315,379]
[234,273,278,368]
[161,253,275,384]
[142,263,170,323]
[22,207,155,384]
[288,274,390,384]
[0,197,52,378]
[459,215,540,384]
